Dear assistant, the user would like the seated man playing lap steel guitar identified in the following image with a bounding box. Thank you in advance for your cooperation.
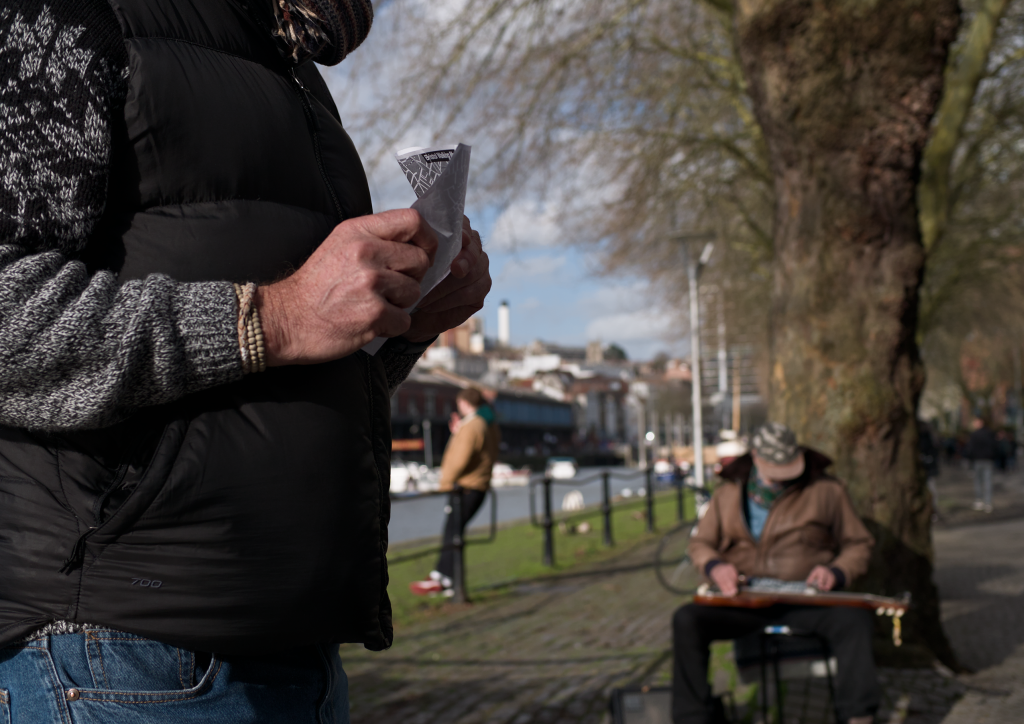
[674,422,879,724]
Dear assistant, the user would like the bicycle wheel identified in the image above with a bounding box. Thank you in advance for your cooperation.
[655,521,701,595]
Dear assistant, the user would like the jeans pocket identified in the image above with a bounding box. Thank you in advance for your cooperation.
[0,689,9,724]
[80,631,216,699]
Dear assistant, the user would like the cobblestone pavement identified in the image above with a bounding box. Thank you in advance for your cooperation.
[934,514,1024,723]
[343,466,1024,724]
[939,645,1024,724]
[932,461,1024,527]
[343,545,678,724]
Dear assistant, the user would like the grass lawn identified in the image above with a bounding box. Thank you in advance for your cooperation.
[386,487,699,627]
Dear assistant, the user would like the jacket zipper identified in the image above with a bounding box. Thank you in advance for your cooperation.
[60,531,96,575]
[290,68,346,223]
[60,462,134,575]
[89,459,132,527]
[62,436,145,575]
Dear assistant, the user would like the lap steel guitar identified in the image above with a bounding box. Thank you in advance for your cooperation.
[694,578,911,646]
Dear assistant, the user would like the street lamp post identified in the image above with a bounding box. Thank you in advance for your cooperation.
[636,397,647,470]
[423,419,433,469]
[678,233,715,489]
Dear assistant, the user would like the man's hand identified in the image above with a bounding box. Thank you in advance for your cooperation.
[805,565,837,592]
[710,563,740,597]
[257,210,437,365]
[403,216,491,343]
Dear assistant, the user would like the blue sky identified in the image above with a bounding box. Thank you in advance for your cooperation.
[352,171,685,359]
[321,9,686,361]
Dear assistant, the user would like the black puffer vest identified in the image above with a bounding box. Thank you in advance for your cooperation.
[0,0,393,654]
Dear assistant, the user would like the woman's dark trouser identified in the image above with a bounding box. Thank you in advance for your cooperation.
[436,487,488,579]
[672,602,881,724]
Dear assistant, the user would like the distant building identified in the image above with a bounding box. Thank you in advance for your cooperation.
[698,341,764,434]
[664,358,692,382]
[391,369,575,462]
[498,300,511,347]
[571,375,629,447]
[492,386,575,457]
[421,346,489,379]
[524,339,587,361]
[437,315,485,355]
[420,316,490,379]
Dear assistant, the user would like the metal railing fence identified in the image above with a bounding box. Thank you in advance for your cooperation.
[388,468,707,602]
[528,468,701,567]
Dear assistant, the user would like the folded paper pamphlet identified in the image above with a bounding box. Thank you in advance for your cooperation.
[362,143,471,355]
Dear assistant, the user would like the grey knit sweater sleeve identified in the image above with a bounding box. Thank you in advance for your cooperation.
[0,1,243,431]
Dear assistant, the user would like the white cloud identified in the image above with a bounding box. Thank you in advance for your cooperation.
[577,281,651,316]
[586,309,676,343]
[496,254,568,285]
[586,309,689,361]
[488,200,564,252]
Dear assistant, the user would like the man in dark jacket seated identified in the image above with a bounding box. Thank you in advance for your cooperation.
[673,422,879,724]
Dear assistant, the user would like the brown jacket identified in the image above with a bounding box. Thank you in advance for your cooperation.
[439,414,501,492]
[689,450,874,584]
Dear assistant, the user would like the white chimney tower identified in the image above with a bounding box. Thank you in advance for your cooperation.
[498,300,511,347]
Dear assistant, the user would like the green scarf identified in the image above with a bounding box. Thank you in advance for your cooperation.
[477,404,496,424]
[746,464,784,509]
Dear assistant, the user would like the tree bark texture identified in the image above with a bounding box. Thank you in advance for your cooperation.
[734,0,961,666]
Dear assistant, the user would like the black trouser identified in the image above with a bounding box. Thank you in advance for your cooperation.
[672,603,881,723]
[435,488,487,579]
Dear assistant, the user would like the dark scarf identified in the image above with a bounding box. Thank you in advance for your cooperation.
[271,0,373,66]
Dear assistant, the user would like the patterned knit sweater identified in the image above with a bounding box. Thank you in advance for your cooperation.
[0,0,419,433]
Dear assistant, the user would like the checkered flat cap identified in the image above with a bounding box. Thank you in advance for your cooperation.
[751,422,800,464]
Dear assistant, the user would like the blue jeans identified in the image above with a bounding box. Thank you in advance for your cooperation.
[0,630,348,723]
[973,459,994,506]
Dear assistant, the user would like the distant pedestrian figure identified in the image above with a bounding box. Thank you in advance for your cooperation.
[965,416,997,513]
[995,429,1013,472]
[411,388,500,596]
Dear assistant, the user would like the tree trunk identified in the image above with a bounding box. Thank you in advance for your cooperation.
[734,1,961,667]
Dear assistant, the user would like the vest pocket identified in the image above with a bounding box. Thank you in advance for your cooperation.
[58,418,187,576]
[52,413,174,526]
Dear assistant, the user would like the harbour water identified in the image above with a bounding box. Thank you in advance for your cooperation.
[388,466,658,544]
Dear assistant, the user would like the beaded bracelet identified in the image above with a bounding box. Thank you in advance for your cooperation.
[251,303,267,373]
[233,282,266,374]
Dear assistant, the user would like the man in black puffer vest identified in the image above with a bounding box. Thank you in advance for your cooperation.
[0,1,492,720]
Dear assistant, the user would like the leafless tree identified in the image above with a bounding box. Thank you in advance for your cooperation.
[343,0,1024,664]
